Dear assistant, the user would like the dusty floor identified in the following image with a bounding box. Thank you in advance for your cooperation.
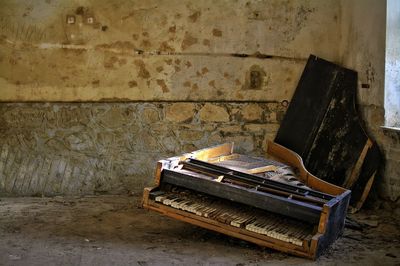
[0,196,399,266]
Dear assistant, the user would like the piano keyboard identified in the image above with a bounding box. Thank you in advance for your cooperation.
[152,189,315,247]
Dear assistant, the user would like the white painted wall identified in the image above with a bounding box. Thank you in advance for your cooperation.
[385,0,400,128]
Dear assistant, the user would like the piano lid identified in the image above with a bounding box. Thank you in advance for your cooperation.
[275,55,381,210]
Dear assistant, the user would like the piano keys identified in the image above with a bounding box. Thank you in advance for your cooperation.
[150,187,314,247]
[142,141,351,259]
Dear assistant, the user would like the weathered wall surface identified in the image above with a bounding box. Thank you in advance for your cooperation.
[0,0,343,196]
[1,0,397,202]
[340,0,400,202]
[0,102,284,196]
[0,0,340,102]
[1,0,397,204]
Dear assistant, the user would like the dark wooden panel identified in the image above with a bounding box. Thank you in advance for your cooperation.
[274,55,381,208]
[275,55,341,158]
[304,68,366,185]
[316,190,351,257]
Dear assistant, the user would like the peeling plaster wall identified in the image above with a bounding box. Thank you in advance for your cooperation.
[0,0,344,196]
[340,0,400,202]
[0,0,341,102]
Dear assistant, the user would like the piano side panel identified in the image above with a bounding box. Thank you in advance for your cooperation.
[350,143,382,207]
[312,190,351,258]
[154,161,165,186]
[142,186,157,206]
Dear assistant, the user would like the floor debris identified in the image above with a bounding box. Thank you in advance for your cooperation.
[0,196,399,265]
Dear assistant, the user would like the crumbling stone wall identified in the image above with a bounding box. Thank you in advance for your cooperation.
[0,102,284,195]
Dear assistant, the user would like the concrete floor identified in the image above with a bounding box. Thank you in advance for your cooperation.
[0,196,399,266]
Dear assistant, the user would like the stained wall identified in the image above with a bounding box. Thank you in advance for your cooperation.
[0,0,340,102]
[0,0,342,196]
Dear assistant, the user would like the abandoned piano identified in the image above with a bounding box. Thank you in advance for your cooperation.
[142,141,350,259]
[140,55,377,259]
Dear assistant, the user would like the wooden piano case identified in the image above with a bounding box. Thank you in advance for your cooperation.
[142,141,350,259]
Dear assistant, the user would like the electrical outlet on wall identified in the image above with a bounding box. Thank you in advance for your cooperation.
[66,15,75,24]
[86,17,94,24]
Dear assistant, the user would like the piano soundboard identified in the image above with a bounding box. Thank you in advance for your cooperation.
[142,141,351,259]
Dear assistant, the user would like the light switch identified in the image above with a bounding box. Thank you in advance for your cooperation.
[86,17,94,24]
[66,15,75,24]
